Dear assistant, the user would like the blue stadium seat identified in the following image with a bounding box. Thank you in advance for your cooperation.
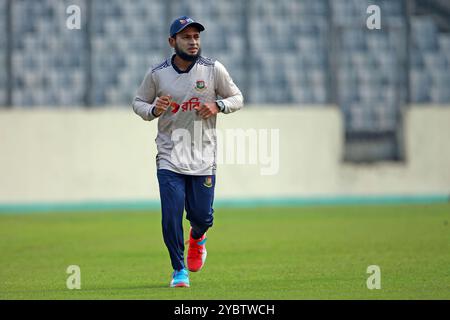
[0,0,448,112]
[412,17,438,52]
[0,0,7,105]
[410,70,431,103]
[430,85,450,104]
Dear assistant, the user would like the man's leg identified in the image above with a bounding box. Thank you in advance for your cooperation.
[185,174,215,272]
[157,169,186,271]
[185,174,215,238]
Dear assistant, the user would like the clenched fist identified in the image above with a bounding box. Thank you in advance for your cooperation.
[153,95,172,117]
[194,102,219,119]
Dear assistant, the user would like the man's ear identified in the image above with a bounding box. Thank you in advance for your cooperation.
[168,37,176,48]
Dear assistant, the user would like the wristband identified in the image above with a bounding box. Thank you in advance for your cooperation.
[151,106,159,117]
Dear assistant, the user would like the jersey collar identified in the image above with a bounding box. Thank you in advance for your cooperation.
[171,54,198,74]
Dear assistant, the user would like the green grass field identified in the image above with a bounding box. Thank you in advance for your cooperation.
[0,204,449,299]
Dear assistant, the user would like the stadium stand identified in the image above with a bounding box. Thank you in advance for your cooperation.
[90,0,168,105]
[9,0,88,106]
[0,0,449,160]
[411,16,450,103]
[0,0,7,106]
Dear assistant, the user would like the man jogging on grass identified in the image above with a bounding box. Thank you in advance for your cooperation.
[132,16,243,287]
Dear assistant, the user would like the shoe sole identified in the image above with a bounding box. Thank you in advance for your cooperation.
[170,282,190,288]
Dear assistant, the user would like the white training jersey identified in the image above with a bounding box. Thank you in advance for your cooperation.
[132,55,244,175]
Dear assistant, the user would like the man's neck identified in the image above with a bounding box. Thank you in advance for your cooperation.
[173,54,197,71]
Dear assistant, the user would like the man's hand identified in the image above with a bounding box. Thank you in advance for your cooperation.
[194,102,219,119]
[154,95,172,116]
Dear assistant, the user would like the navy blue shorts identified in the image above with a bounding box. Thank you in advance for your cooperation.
[157,169,215,270]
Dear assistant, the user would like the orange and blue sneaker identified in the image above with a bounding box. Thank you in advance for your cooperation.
[170,268,190,288]
[187,228,207,272]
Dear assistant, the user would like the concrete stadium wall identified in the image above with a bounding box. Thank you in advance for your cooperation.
[0,105,449,207]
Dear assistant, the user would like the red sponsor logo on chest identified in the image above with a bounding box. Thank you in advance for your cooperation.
[170,97,200,114]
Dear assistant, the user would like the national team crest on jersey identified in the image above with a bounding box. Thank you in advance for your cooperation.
[195,80,207,92]
[203,176,213,188]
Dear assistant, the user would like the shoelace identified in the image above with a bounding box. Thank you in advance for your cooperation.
[185,239,204,253]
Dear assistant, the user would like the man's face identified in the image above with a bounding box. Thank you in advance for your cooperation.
[169,26,201,61]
